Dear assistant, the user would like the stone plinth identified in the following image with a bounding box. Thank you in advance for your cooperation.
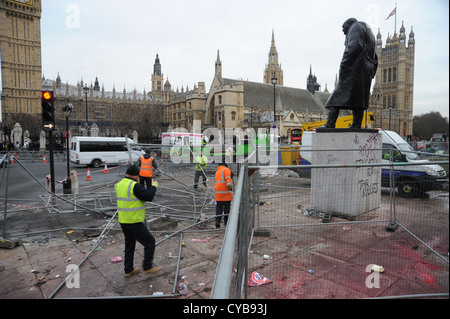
[310,129,382,219]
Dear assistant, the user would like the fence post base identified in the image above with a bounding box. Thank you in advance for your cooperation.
[386,221,398,232]
[254,229,271,237]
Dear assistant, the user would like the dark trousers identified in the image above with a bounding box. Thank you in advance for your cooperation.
[139,176,152,190]
[324,107,340,128]
[325,107,365,128]
[120,222,156,273]
[215,201,231,226]
[351,109,365,128]
[194,170,207,188]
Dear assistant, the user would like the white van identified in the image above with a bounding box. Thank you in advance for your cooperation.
[299,130,448,197]
[379,130,447,197]
[70,137,143,168]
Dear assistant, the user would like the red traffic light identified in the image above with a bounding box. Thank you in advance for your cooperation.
[41,91,53,100]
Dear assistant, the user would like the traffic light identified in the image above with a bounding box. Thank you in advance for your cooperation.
[41,91,55,131]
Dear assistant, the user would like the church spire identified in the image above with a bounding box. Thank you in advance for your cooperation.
[264,29,283,85]
[268,28,278,65]
[215,50,222,78]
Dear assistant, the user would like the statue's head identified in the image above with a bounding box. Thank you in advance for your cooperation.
[342,18,357,35]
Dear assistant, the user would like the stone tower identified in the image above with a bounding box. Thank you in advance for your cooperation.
[307,65,321,94]
[151,54,163,92]
[370,22,415,137]
[0,0,42,120]
[264,29,283,86]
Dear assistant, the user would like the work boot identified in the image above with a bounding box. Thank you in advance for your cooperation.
[322,108,339,128]
[124,267,140,278]
[143,266,162,274]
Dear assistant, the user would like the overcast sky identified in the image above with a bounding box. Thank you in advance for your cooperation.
[41,0,449,119]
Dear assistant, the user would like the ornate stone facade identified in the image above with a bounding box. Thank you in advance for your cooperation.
[0,0,42,120]
[370,22,415,137]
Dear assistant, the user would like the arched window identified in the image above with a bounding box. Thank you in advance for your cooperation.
[383,69,387,83]
[393,67,397,82]
[218,95,222,104]
[231,111,236,121]
[388,68,392,82]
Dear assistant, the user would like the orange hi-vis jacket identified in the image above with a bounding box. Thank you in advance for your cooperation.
[214,165,233,202]
[140,156,154,177]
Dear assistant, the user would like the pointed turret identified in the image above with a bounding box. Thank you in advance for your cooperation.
[264,29,283,85]
[215,50,222,78]
[154,54,162,76]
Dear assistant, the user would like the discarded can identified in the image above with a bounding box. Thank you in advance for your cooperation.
[177,282,188,296]
[371,265,384,273]
[110,256,123,263]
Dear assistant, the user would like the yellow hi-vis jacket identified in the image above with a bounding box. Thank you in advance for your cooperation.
[140,156,154,177]
[115,178,146,224]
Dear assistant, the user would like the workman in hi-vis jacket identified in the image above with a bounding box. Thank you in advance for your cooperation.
[139,149,157,190]
[194,149,208,190]
[115,165,161,278]
[214,162,233,228]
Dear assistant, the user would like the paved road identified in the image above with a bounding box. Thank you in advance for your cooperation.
[3,160,124,201]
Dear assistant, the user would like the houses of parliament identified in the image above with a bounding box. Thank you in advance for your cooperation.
[1,0,416,143]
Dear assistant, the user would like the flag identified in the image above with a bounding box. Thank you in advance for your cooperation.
[386,7,396,20]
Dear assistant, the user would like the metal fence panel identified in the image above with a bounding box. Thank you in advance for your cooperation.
[211,147,449,299]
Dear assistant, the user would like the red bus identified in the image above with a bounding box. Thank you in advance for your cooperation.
[289,128,303,143]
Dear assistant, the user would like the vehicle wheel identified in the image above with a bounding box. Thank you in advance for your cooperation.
[397,181,419,198]
[91,159,102,168]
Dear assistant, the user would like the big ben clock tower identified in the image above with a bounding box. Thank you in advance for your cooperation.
[0,0,42,121]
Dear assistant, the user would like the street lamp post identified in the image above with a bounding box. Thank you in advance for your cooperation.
[271,75,277,127]
[63,103,74,194]
[83,85,89,136]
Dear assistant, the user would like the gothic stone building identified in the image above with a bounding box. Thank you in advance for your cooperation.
[42,75,165,141]
[0,0,42,120]
[370,22,416,138]
[164,33,331,139]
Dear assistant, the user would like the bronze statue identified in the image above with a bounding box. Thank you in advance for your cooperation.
[324,18,378,129]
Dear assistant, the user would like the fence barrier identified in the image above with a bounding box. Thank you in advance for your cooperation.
[1,144,448,299]
[211,147,449,299]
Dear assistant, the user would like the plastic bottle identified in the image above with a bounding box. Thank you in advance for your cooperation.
[177,282,188,296]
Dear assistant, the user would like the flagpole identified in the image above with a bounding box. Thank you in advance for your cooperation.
[395,3,397,32]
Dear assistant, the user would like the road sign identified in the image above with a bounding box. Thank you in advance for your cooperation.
[44,122,55,132]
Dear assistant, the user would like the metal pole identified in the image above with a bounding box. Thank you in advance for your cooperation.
[2,154,10,238]
[85,92,88,127]
[64,115,72,194]
[48,130,56,195]
[211,166,245,299]
[273,82,276,125]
